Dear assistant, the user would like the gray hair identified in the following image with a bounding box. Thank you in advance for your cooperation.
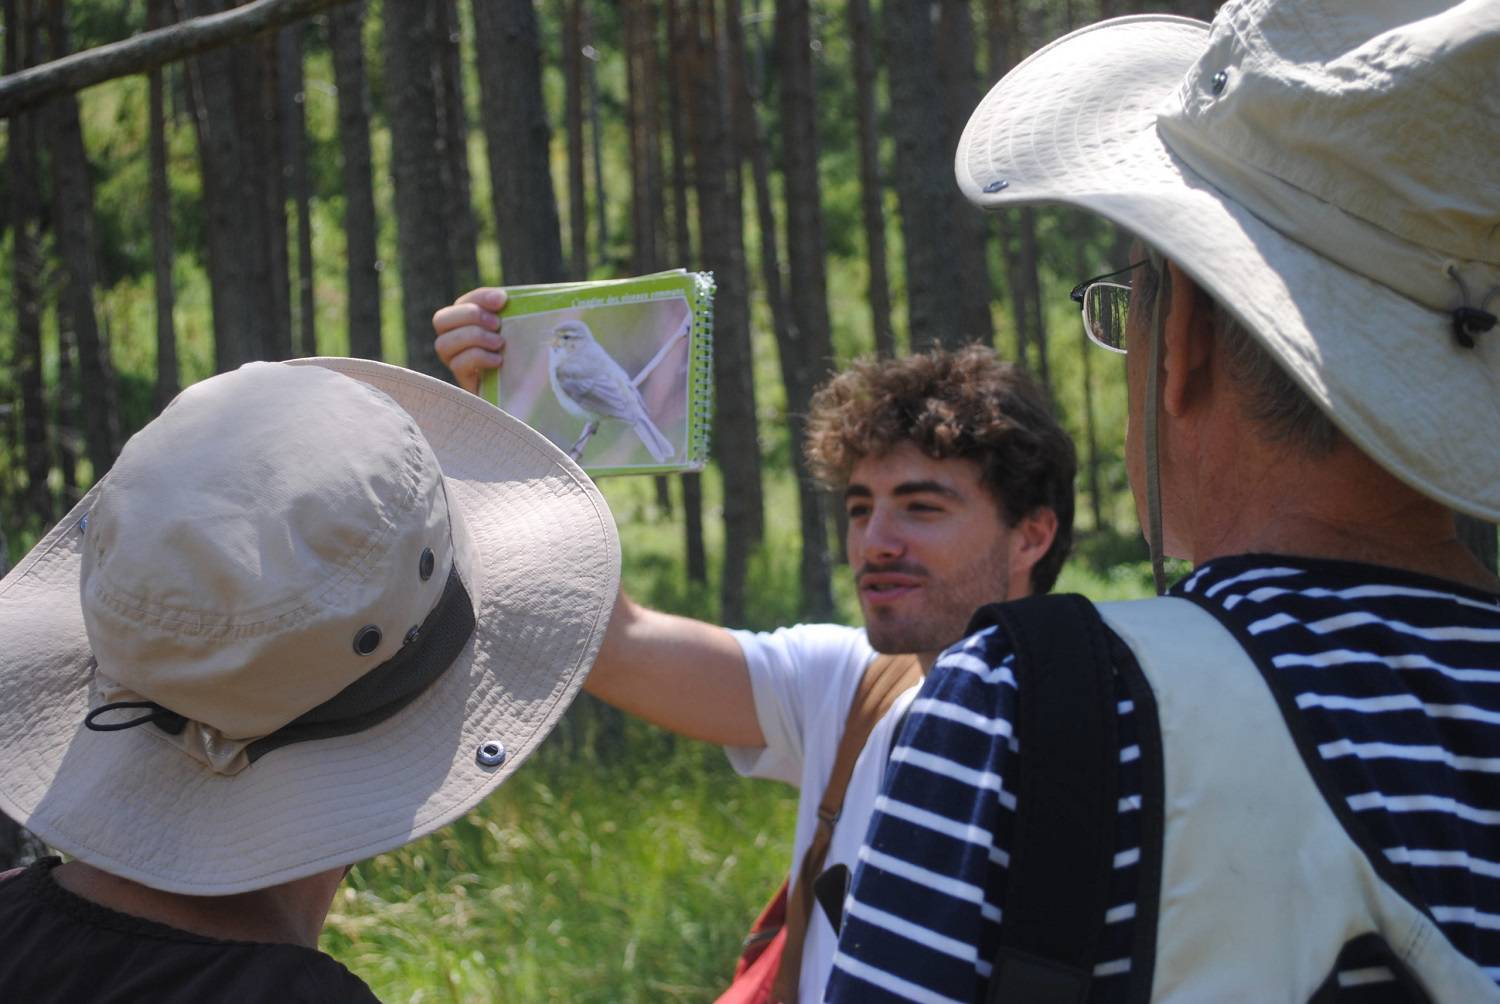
[1137,254,1341,456]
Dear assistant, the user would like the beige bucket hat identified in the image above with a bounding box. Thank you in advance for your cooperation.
[956,0,1500,521]
[0,358,619,895]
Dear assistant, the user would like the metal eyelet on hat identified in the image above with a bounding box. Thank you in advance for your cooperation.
[1211,70,1229,95]
[476,741,507,768]
[353,625,383,656]
[419,547,435,582]
[983,179,1009,194]
[403,625,420,647]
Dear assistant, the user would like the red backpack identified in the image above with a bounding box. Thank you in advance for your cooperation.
[715,653,922,1004]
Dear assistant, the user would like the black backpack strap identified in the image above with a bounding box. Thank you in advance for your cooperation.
[968,594,1120,1004]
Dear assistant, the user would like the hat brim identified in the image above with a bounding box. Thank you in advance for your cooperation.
[957,15,1500,521]
[0,358,620,895]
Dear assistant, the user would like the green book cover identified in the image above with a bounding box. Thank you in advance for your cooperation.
[479,270,715,476]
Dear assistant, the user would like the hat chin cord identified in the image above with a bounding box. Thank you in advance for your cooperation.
[1145,274,1168,597]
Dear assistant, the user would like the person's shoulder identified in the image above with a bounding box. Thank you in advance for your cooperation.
[193,942,381,1003]
[731,621,872,667]
[282,947,382,1003]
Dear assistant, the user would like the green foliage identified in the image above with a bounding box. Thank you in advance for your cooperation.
[322,722,796,1003]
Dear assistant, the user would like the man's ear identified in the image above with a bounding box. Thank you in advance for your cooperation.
[1160,261,1213,418]
[1008,506,1059,596]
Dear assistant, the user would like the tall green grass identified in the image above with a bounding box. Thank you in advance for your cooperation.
[322,723,795,1002]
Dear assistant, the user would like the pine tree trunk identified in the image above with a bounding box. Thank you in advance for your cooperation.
[885,0,967,351]
[148,0,180,411]
[733,0,831,620]
[184,0,287,370]
[1071,216,1106,530]
[938,0,994,347]
[7,0,51,523]
[564,0,588,279]
[383,0,457,376]
[984,0,1021,364]
[45,0,117,480]
[328,0,381,360]
[688,0,764,624]
[278,23,315,357]
[847,0,896,358]
[437,0,478,293]
[260,32,293,361]
[1018,205,1050,390]
[666,0,708,584]
[472,0,566,286]
[584,5,608,268]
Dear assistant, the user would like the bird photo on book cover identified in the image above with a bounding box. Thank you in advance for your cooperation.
[492,296,691,469]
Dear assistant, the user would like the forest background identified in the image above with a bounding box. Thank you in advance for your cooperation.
[0,0,1493,1000]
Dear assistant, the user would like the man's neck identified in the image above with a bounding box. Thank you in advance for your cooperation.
[52,860,343,948]
[1185,434,1500,594]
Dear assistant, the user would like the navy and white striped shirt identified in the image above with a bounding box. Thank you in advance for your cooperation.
[826,555,1500,1002]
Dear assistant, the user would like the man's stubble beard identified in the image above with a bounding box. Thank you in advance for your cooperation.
[861,536,1014,656]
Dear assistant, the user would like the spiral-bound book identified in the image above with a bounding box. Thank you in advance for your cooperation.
[479,270,715,476]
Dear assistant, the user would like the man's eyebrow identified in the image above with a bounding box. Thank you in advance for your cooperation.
[893,480,962,499]
[844,485,872,501]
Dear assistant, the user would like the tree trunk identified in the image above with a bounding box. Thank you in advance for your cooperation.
[666,0,707,584]
[383,0,457,376]
[44,0,117,481]
[584,5,608,269]
[437,0,478,293]
[184,0,287,370]
[261,31,293,361]
[564,0,588,278]
[278,22,315,357]
[624,2,675,517]
[985,0,1030,368]
[733,0,831,620]
[885,0,967,351]
[1018,204,1050,390]
[688,0,764,624]
[471,0,566,286]
[938,0,994,347]
[328,0,381,359]
[8,0,51,522]
[1003,0,1050,387]
[847,0,895,358]
[148,0,180,411]
[1071,215,1106,531]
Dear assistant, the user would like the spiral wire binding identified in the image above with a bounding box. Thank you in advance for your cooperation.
[690,271,717,469]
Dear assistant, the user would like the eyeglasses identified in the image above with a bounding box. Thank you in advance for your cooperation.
[1069,261,1148,353]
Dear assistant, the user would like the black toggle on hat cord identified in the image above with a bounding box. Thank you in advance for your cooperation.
[1447,265,1497,350]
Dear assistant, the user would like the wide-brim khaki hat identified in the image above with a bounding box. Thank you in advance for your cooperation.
[0,357,620,895]
[956,0,1500,520]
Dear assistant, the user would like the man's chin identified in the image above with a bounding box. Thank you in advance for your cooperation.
[865,621,956,657]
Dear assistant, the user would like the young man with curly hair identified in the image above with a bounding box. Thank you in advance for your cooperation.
[432,307,1076,1001]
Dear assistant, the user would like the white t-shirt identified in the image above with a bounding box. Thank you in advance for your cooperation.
[725,623,923,1004]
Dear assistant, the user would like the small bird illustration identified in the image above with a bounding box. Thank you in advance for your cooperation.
[548,320,675,463]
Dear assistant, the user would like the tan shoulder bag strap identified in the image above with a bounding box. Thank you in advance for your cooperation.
[773,652,924,1003]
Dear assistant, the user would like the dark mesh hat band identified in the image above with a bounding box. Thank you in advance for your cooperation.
[246,564,477,763]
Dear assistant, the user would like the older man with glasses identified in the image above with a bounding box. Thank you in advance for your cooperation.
[827,1,1500,1001]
